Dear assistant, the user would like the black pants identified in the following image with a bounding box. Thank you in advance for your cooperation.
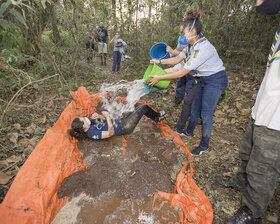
[119,105,160,135]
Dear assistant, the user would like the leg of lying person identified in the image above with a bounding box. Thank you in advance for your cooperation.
[241,124,280,218]
[119,105,161,135]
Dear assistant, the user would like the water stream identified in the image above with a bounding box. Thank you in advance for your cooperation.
[100,79,146,120]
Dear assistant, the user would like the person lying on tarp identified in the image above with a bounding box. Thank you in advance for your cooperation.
[70,105,166,140]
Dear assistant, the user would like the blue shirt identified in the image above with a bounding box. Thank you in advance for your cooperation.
[179,34,225,77]
[86,119,120,140]
[97,28,108,43]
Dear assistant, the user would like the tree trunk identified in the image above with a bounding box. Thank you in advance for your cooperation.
[51,6,62,44]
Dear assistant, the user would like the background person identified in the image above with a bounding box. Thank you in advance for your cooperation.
[85,25,95,63]
[110,31,127,74]
[149,9,228,156]
[70,105,166,140]
[97,22,108,65]
[216,1,280,223]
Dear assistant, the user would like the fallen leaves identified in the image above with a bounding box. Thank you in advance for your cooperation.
[0,171,12,185]
[0,155,22,185]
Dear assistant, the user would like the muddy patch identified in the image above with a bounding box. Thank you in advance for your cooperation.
[57,117,183,223]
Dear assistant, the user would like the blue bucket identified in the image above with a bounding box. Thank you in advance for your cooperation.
[150,42,170,60]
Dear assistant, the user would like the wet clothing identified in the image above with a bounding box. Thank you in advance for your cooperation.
[118,105,161,135]
[86,119,120,140]
[86,105,161,140]
[176,34,228,149]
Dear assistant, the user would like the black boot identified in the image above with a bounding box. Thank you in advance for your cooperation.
[225,206,256,224]
[215,177,246,192]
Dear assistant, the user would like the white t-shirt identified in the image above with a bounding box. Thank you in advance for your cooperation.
[251,32,280,131]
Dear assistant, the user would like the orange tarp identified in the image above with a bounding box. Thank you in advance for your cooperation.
[0,87,213,224]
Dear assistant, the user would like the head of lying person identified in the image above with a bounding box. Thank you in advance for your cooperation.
[181,9,203,45]
[69,117,91,140]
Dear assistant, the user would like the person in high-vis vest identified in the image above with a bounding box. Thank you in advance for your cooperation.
[217,1,280,224]
[149,9,228,156]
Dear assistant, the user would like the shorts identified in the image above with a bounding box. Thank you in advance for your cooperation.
[98,42,107,54]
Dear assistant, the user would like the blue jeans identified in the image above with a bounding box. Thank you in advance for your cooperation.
[175,75,193,100]
[186,70,228,148]
[112,51,122,72]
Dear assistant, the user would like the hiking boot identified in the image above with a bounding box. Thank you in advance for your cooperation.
[116,71,120,74]
[112,71,115,74]
[173,97,182,107]
[190,146,209,156]
[215,177,246,192]
[225,206,256,224]
[155,110,166,123]
[104,61,107,65]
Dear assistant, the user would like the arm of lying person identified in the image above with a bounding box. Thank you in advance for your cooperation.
[150,55,184,65]
[90,112,105,120]
[148,67,190,86]
[101,111,115,139]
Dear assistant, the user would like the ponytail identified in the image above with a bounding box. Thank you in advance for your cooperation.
[69,118,87,140]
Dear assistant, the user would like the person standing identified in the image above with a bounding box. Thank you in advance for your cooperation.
[216,1,280,223]
[97,22,108,65]
[110,31,127,74]
[149,9,228,156]
[166,25,193,106]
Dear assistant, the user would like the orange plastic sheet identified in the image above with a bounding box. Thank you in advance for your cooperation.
[153,124,213,224]
[0,87,213,224]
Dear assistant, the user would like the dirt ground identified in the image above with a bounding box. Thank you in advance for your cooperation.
[58,118,181,201]
[1,53,279,223]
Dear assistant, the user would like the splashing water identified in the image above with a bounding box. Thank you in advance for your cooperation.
[100,79,146,120]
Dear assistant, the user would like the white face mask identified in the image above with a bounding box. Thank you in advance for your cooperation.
[84,117,91,125]
[184,19,197,42]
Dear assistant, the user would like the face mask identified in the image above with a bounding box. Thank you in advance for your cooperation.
[256,0,280,15]
[116,34,120,38]
[84,117,91,125]
[184,19,197,42]
[178,35,188,46]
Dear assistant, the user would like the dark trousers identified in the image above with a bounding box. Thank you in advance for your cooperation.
[112,51,122,72]
[231,119,280,218]
[175,77,201,131]
[175,75,193,100]
[119,105,160,135]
